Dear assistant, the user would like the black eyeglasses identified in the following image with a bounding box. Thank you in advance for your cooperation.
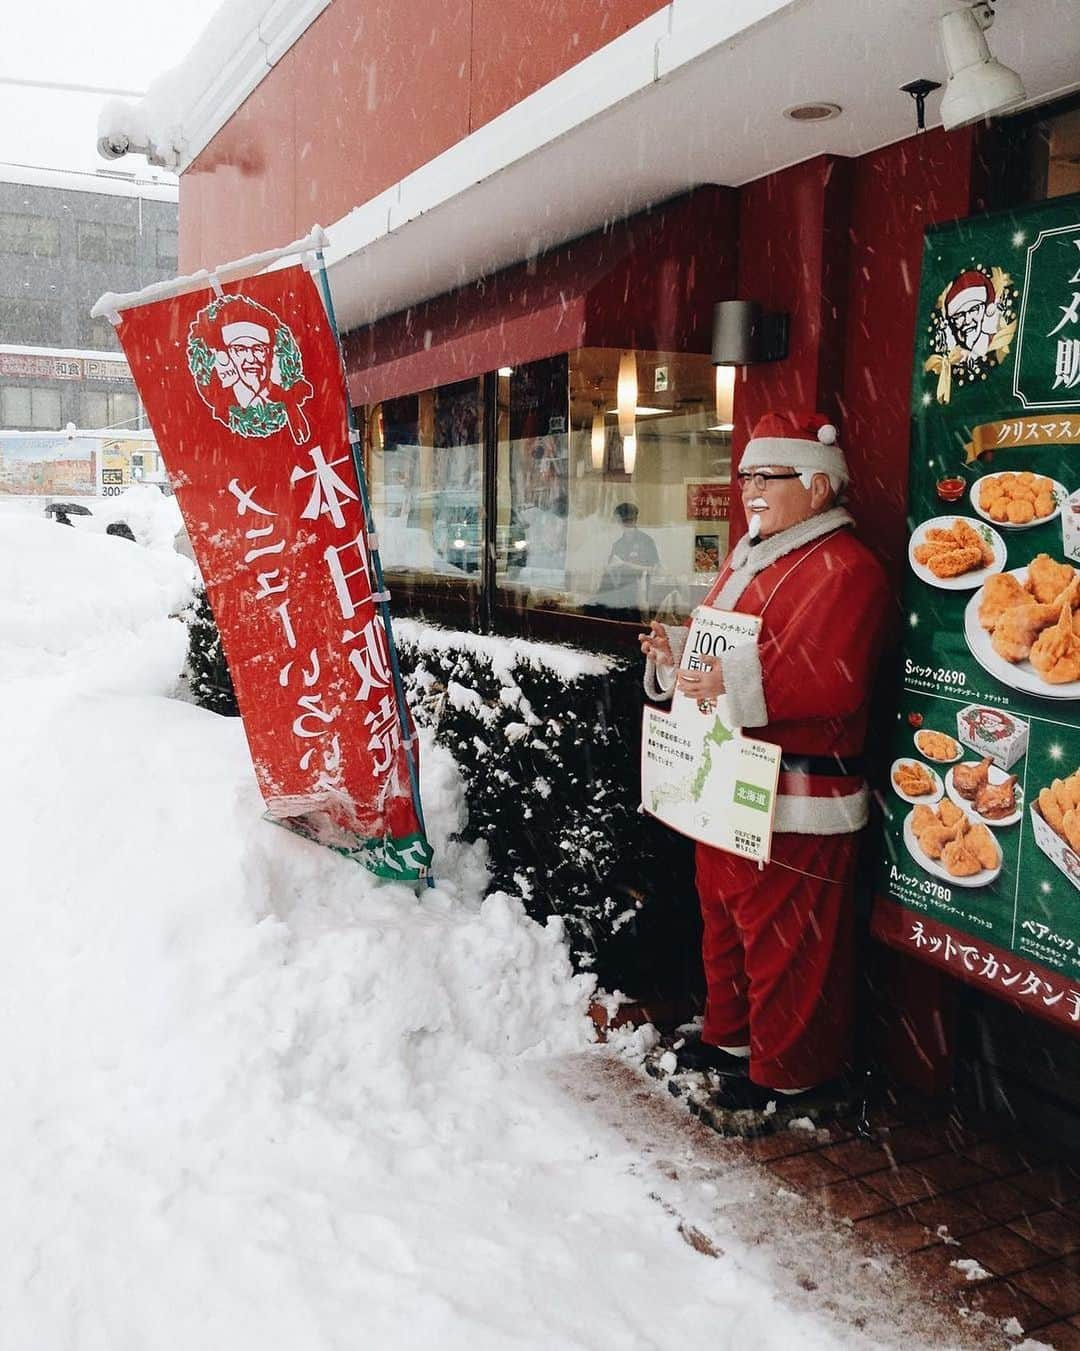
[736,471,802,491]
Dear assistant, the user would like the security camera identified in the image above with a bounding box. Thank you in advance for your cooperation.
[97,132,132,161]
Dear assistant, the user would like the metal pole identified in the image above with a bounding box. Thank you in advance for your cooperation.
[312,249,434,887]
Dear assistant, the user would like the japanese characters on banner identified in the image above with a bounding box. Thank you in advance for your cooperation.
[642,606,781,863]
[872,193,1080,1034]
[109,264,431,881]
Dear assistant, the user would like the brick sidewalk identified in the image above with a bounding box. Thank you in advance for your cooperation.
[744,1095,1080,1346]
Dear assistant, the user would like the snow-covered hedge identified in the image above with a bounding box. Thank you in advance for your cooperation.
[394,621,702,993]
[185,604,702,993]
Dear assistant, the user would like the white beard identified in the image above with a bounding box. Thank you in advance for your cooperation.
[746,498,768,540]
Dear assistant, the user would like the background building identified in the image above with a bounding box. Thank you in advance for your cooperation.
[0,163,177,437]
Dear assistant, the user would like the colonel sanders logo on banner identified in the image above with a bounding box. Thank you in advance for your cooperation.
[187,294,314,443]
[924,264,1018,404]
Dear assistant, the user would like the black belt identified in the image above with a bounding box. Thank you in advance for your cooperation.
[779,754,867,778]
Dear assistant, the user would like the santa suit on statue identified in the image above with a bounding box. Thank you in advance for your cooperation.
[643,411,890,1107]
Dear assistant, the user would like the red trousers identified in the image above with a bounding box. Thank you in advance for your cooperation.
[695,833,858,1090]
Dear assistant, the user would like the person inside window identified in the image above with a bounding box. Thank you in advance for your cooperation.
[588,502,660,621]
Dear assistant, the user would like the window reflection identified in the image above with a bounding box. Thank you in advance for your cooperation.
[498,349,728,622]
[365,378,483,598]
[362,348,731,625]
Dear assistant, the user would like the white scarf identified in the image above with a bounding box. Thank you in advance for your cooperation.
[710,507,854,611]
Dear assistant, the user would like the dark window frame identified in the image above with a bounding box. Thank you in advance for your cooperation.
[0,211,60,258]
[77,219,137,266]
[361,366,658,658]
[1,383,62,430]
[0,295,62,346]
[79,313,120,351]
[156,227,179,269]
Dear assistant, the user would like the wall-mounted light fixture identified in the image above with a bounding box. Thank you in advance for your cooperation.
[712,300,789,367]
[616,351,638,439]
[938,2,1025,130]
[590,405,606,469]
[714,366,736,432]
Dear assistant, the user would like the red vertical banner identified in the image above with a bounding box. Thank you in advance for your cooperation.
[110,264,431,880]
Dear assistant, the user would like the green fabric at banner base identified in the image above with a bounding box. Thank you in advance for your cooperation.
[265,814,433,882]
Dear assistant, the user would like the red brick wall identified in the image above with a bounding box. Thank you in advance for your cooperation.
[840,127,976,581]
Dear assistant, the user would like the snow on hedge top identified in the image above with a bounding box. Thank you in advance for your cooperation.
[394,618,616,683]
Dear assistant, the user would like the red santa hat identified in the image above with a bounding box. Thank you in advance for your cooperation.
[945,269,994,314]
[740,410,849,484]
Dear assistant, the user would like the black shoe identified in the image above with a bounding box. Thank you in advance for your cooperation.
[674,1036,750,1076]
[708,1077,841,1112]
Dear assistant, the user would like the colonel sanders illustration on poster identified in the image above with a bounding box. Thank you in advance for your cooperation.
[187,294,314,443]
[925,264,1018,404]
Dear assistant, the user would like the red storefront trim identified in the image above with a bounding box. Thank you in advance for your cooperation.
[343,186,737,407]
[872,895,1080,1039]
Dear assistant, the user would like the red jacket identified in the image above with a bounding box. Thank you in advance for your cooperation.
[646,507,890,835]
[709,513,889,834]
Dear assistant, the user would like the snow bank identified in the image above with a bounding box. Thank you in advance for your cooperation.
[0,521,862,1349]
[82,482,185,551]
[0,513,194,686]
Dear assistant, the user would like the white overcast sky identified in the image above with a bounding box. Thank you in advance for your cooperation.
[0,0,224,177]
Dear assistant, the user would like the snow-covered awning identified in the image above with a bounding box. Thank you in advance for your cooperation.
[96,0,331,171]
[98,0,1080,332]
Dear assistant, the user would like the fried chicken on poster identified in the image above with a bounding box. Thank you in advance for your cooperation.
[913,517,994,579]
[910,799,1000,878]
[978,560,1079,676]
[1037,773,1080,854]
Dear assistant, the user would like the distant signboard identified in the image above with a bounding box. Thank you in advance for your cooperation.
[0,433,159,497]
[99,438,160,495]
[686,479,731,521]
[0,354,83,381]
[0,354,128,382]
[0,434,98,495]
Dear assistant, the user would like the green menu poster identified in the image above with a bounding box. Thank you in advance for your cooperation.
[871,193,1080,1035]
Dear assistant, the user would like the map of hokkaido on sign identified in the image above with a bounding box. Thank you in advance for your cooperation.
[111,265,431,880]
[641,607,781,863]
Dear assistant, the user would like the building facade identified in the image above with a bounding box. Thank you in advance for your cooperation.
[101,0,1080,1129]
[0,165,177,437]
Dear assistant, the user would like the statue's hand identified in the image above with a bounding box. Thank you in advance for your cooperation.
[676,654,725,700]
[638,620,673,667]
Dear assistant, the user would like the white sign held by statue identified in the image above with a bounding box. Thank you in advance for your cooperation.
[641,606,781,863]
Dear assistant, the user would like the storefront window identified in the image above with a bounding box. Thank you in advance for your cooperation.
[365,376,484,604]
[361,350,728,633]
[1043,106,1080,199]
[497,350,727,623]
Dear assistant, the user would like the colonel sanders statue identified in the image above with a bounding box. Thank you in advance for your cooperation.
[641,410,889,1116]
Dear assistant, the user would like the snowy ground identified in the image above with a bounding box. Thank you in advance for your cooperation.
[0,494,1006,1349]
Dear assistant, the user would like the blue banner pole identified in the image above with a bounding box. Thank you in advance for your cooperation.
[310,247,434,887]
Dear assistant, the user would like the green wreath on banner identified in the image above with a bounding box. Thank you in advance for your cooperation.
[186,294,314,444]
